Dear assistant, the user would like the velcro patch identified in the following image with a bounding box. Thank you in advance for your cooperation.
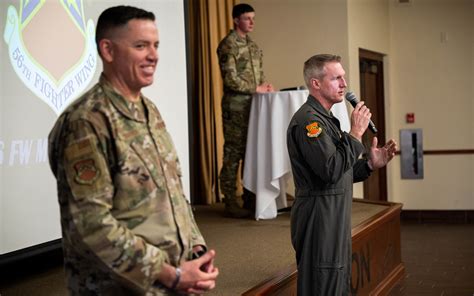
[65,138,94,160]
[306,122,323,138]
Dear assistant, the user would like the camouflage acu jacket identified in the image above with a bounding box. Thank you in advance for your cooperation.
[48,75,205,295]
[217,30,265,95]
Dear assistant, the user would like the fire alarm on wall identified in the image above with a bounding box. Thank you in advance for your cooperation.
[406,113,415,123]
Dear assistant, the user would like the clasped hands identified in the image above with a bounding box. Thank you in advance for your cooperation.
[256,82,274,93]
[176,249,219,295]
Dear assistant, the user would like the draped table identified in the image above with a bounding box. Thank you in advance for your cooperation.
[243,90,350,220]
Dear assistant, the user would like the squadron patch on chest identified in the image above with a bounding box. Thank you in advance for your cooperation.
[73,159,100,185]
[306,122,323,138]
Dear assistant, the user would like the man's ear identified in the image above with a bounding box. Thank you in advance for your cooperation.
[311,78,321,90]
[99,39,114,63]
[233,17,239,27]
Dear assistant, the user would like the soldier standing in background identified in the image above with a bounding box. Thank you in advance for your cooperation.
[48,6,218,295]
[217,3,274,218]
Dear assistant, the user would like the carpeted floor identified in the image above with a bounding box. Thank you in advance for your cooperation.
[0,203,295,296]
[1,204,473,296]
[192,204,295,295]
[389,223,474,296]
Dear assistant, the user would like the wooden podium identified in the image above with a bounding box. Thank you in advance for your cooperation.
[242,199,405,296]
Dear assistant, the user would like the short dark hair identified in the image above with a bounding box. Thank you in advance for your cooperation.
[303,54,342,88]
[95,6,155,56]
[232,3,255,19]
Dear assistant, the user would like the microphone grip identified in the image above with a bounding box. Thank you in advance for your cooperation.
[368,120,378,134]
[345,92,378,134]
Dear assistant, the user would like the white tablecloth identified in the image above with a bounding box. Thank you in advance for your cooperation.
[243,90,350,220]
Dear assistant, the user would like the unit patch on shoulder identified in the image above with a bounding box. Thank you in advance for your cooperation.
[74,159,100,185]
[306,122,323,138]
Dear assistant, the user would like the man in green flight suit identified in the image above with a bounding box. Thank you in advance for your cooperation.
[287,54,397,295]
[217,3,274,218]
[48,6,218,295]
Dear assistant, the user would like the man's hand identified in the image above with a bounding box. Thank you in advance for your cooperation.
[256,82,274,93]
[177,250,219,294]
[368,137,398,170]
[349,101,371,141]
[266,83,275,92]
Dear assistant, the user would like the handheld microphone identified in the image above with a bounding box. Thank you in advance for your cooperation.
[345,91,378,134]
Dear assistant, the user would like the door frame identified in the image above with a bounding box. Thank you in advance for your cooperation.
[359,48,387,201]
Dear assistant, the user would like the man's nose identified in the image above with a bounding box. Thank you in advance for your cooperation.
[148,47,158,61]
[340,77,347,88]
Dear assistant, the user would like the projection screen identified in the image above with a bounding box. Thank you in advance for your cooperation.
[0,0,190,256]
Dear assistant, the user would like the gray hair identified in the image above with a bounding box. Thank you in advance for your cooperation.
[303,54,341,88]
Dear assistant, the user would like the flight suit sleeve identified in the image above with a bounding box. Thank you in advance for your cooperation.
[352,159,372,183]
[60,119,168,292]
[293,120,366,184]
[217,43,257,94]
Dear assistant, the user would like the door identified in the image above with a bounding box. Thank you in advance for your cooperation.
[359,49,387,201]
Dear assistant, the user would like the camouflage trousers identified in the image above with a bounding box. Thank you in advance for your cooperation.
[219,93,252,200]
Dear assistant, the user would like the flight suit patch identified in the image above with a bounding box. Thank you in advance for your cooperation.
[73,159,100,185]
[306,122,323,138]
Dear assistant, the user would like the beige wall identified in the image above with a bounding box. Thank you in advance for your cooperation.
[388,0,473,209]
[347,0,391,197]
[246,0,474,209]
[247,0,350,90]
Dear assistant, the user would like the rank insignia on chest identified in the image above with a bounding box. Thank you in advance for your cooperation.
[74,159,100,185]
[306,122,323,138]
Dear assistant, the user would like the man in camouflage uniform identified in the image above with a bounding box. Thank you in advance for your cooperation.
[48,6,218,295]
[217,3,274,218]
